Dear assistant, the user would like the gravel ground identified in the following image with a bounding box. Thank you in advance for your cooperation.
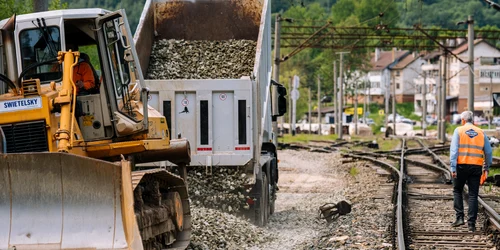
[298,159,394,249]
[185,149,395,249]
[251,149,348,250]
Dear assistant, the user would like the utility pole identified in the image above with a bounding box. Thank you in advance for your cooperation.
[334,60,338,135]
[392,72,397,136]
[422,71,427,137]
[289,77,293,134]
[490,74,493,129]
[308,88,312,134]
[384,71,390,135]
[468,15,475,113]
[363,80,367,124]
[317,75,322,135]
[441,54,448,142]
[354,80,359,135]
[337,52,350,140]
[273,14,281,142]
[437,58,442,140]
[33,0,48,12]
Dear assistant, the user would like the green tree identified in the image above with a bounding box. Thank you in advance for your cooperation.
[0,0,32,20]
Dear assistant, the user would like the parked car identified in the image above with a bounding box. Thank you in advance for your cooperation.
[387,113,404,123]
[400,118,414,125]
[492,117,500,126]
[489,136,500,147]
[360,118,375,125]
[474,117,489,126]
[426,115,437,125]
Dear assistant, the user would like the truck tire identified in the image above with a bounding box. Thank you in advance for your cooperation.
[269,158,277,215]
[255,172,269,226]
[270,182,276,215]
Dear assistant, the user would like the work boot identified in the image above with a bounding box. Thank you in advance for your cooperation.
[451,217,465,227]
[468,223,476,232]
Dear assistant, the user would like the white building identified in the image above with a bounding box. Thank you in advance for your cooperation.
[448,39,500,115]
[391,52,425,102]
[365,48,423,104]
[414,51,441,116]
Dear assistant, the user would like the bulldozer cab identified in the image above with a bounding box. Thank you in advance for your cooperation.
[0,9,149,144]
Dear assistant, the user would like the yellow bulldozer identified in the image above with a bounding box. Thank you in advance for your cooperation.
[0,8,191,250]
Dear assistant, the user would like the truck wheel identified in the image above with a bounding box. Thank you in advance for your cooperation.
[269,181,276,215]
[255,172,269,226]
[269,158,277,215]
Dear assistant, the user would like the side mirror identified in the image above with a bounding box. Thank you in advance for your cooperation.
[271,80,287,120]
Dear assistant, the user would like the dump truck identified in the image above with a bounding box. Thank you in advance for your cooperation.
[134,0,287,226]
[0,9,192,249]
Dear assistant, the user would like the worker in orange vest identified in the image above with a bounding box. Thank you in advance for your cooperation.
[449,111,492,232]
[73,53,99,95]
[65,43,99,95]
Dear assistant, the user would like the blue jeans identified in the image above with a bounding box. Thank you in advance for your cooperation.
[453,164,482,225]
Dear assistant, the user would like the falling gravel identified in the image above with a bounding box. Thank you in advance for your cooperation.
[184,148,395,249]
[187,167,251,214]
[147,39,256,79]
[187,206,274,250]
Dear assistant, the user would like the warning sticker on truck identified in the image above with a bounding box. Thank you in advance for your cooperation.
[0,97,42,113]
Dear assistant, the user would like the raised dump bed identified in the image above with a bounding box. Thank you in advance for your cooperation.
[134,0,286,226]
[134,0,273,168]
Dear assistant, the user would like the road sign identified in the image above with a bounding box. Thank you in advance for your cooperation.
[181,99,189,106]
[219,93,227,101]
[291,89,300,100]
[345,107,363,115]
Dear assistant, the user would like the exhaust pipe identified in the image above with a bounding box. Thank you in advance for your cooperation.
[1,14,19,93]
[133,138,191,165]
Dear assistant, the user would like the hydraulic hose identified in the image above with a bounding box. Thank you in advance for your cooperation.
[0,73,17,93]
[17,58,59,87]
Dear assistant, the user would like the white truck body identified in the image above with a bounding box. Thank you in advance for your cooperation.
[133,0,277,174]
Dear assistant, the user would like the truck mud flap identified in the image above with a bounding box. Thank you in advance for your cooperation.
[0,152,142,250]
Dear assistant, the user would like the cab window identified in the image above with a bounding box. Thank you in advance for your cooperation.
[19,26,61,83]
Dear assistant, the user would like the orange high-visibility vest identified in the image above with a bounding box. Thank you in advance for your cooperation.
[457,124,485,166]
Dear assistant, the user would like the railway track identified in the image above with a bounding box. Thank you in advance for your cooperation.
[335,137,500,249]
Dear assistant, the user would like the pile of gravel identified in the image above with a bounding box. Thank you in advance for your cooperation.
[187,167,251,214]
[187,207,274,250]
[147,39,256,79]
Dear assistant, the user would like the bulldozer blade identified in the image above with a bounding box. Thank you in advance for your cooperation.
[0,152,143,250]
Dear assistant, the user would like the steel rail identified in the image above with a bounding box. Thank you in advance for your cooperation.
[396,138,406,250]
[416,138,500,228]
[351,150,452,183]
[342,140,406,249]
[340,152,400,175]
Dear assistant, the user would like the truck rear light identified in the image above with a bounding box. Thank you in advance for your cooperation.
[246,198,255,205]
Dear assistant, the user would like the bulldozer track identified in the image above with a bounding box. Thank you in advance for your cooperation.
[132,169,191,250]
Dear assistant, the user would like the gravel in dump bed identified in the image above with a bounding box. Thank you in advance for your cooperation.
[187,167,251,214]
[147,39,256,79]
[187,206,275,250]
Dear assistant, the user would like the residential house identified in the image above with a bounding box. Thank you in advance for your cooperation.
[362,48,423,104]
[390,52,425,103]
[414,51,441,117]
[448,39,500,116]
